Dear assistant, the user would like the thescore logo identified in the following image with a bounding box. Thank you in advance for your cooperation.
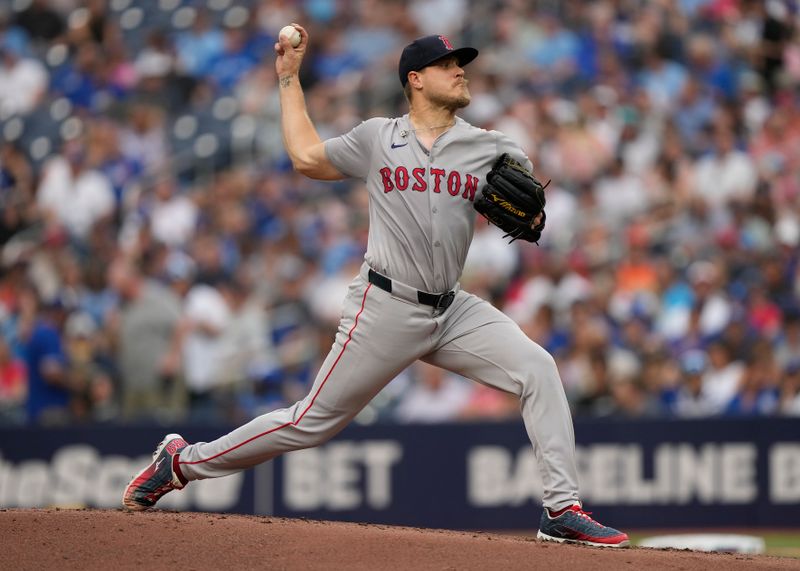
[0,445,243,510]
[468,443,800,507]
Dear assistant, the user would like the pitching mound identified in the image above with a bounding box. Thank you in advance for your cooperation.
[1,509,795,570]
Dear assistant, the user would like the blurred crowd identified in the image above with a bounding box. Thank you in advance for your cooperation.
[1,0,800,427]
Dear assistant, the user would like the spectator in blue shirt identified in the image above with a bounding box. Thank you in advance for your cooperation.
[313,33,365,81]
[207,27,258,91]
[22,294,70,424]
[174,9,225,78]
[637,42,689,111]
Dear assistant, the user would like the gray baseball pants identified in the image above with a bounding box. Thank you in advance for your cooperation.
[177,263,580,511]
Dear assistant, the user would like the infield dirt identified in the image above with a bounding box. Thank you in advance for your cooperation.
[1,508,796,570]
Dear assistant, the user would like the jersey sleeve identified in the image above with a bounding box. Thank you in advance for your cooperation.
[324,117,386,180]
[493,130,534,172]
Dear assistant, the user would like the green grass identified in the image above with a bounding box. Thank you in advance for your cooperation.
[629,531,800,558]
[761,533,800,558]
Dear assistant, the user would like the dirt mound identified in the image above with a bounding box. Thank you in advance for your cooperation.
[1,509,795,570]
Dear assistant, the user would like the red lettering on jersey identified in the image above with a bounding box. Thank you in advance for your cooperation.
[394,166,409,190]
[447,171,461,196]
[439,35,454,50]
[379,166,478,200]
[412,168,426,191]
[380,167,394,193]
[463,174,479,201]
[431,168,445,193]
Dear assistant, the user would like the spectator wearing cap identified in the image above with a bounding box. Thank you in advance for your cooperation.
[20,291,70,425]
[672,350,716,417]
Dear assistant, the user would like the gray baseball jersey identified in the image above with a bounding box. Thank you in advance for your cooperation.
[325,114,531,293]
[176,115,581,513]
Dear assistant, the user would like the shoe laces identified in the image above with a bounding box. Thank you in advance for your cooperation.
[570,506,603,529]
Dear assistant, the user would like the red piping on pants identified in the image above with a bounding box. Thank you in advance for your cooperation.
[179,283,373,466]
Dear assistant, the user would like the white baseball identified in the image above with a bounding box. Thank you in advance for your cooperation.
[279,25,301,48]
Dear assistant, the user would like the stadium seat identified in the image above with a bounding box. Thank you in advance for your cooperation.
[0,116,24,144]
[171,6,197,31]
[109,0,133,13]
[17,104,65,170]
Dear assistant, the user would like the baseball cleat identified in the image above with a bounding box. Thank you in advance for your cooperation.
[537,504,630,547]
[122,433,189,510]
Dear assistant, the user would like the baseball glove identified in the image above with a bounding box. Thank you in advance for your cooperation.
[474,153,548,243]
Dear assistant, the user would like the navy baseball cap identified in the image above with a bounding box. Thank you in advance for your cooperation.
[398,35,478,86]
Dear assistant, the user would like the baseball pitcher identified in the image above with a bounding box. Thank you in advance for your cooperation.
[123,27,629,548]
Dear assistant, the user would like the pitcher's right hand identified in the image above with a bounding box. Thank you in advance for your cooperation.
[275,23,308,79]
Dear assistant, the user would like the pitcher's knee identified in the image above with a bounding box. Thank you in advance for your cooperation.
[290,409,352,449]
[520,346,562,393]
[303,428,335,448]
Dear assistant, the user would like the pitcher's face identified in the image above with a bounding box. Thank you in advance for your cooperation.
[419,56,471,110]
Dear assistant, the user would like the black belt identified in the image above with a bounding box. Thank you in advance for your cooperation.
[368,269,455,312]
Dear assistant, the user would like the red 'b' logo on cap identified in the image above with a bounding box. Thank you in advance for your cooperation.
[439,35,454,50]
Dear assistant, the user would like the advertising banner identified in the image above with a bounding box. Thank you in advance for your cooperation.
[1,418,798,529]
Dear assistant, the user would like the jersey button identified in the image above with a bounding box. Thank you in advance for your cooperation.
[434,241,441,247]
[432,207,438,214]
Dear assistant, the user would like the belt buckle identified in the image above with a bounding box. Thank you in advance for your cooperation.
[435,291,455,312]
